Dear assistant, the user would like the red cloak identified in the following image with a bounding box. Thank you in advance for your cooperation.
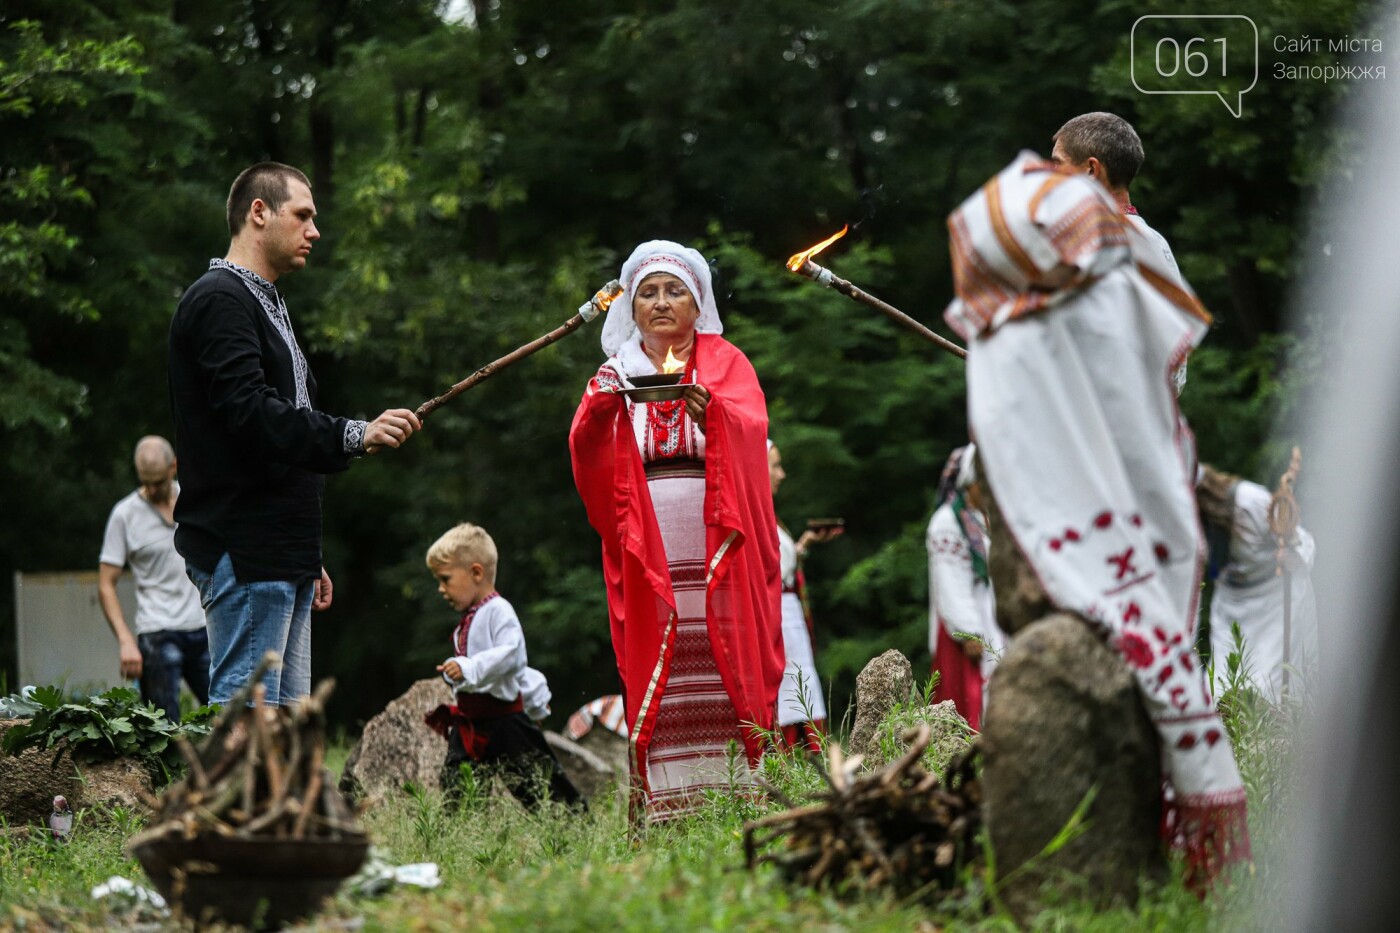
[569,334,783,791]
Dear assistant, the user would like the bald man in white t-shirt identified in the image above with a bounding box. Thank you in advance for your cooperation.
[98,436,208,720]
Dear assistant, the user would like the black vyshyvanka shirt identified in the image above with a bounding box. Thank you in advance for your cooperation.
[167,263,364,582]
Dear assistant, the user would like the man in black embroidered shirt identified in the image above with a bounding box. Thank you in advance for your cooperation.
[169,162,421,707]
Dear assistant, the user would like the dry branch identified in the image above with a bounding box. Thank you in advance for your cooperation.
[743,725,982,900]
[130,657,364,849]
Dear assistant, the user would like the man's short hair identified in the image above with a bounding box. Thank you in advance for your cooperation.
[226,162,311,236]
[1053,112,1145,190]
[426,523,499,579]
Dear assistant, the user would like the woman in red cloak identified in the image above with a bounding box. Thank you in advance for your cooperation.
[570,240,783,824]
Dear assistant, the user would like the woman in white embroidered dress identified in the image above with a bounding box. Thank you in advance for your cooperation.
[570,241,782,824]
[926,444,1004,732]
[767,440,838,751]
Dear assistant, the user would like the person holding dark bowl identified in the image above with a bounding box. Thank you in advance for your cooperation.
[570,240,782,825]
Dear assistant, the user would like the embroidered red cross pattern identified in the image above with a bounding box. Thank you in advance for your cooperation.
[1107,547,1138,580]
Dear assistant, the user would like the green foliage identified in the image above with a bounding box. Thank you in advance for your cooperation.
[0,685,214,780]
[0,17,141,433]
[1198,624,1308,930]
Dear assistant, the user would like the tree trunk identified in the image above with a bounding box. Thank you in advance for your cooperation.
[251,0,284,162]
[1226,259,1264,341]
[836,78,871,197]
[309,0,347,208]
[412,88,431,152]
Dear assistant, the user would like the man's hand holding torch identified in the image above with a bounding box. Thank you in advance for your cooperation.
[363,408,423,455]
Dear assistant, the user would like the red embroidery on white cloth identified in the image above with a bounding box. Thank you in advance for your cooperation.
[451,591,500,656]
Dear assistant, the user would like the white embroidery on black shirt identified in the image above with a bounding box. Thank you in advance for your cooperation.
[210,259,311,410]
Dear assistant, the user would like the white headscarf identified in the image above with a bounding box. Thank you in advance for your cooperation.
[600,240,723,368]
[956,441,978,490]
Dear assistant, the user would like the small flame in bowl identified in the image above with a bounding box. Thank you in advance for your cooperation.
[662,346,684,374]
[786,225,849,272]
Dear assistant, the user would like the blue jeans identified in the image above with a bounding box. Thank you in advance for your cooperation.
[137,628,210,721]
[187,553,314,706]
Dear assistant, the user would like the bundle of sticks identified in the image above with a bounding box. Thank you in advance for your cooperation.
[743,725,982,898]
[136,653,361,843]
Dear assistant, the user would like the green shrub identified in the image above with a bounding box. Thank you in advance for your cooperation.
[0,685,215,783]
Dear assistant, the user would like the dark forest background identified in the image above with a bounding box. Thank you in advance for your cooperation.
[1,0,1378,731]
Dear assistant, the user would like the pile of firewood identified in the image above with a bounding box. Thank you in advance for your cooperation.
[138,653,362,842]
[743,724,981,898]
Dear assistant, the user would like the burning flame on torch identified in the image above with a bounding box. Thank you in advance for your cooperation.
[786,225,849,272]
[594,281,624,312]
[662,346,684,374]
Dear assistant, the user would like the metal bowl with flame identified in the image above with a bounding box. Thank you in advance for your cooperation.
[620,372,688,403]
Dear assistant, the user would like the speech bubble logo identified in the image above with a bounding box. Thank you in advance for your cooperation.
[1131,15,1259,118]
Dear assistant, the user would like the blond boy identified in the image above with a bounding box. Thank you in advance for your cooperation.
[422,523,581,809]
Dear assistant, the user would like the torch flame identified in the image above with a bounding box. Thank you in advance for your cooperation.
[594,280,624,313]
[662,346,684,374]
[786,225,849,272]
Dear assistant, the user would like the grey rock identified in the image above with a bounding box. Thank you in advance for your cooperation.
[981,613,1165,920]
[864,699,973,776]
[544,731,621,801]
[574,726,629,780]
[0,719,153,828]
[848,649,914,760]
[340,678,453,800]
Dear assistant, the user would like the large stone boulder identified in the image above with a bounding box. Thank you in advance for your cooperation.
[573,726,628,780]
[848,649,914,760]
[980,613,1165,920]
[0,719,154,828]
[544,731,621,801]
[340,678,453,800]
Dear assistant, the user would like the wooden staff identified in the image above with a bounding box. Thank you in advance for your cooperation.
[416,280,623,420]
[1268,446,1303,697]
[791,259,967,360]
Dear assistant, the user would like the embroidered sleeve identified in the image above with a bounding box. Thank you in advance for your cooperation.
[343,420,368,454]
[594,365,624,393]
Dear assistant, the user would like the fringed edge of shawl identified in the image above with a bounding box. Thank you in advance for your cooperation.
[1162,786,1253,895]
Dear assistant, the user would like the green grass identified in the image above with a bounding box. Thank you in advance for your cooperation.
[0,669,1298,931]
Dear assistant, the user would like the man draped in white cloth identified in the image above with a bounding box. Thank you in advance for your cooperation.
[1051,111,1191,397]
[944,151,1250,891]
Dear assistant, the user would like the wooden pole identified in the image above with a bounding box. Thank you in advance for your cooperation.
[1268,446,1303,697]
[415,280,622,420]
[795,260,967,360]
